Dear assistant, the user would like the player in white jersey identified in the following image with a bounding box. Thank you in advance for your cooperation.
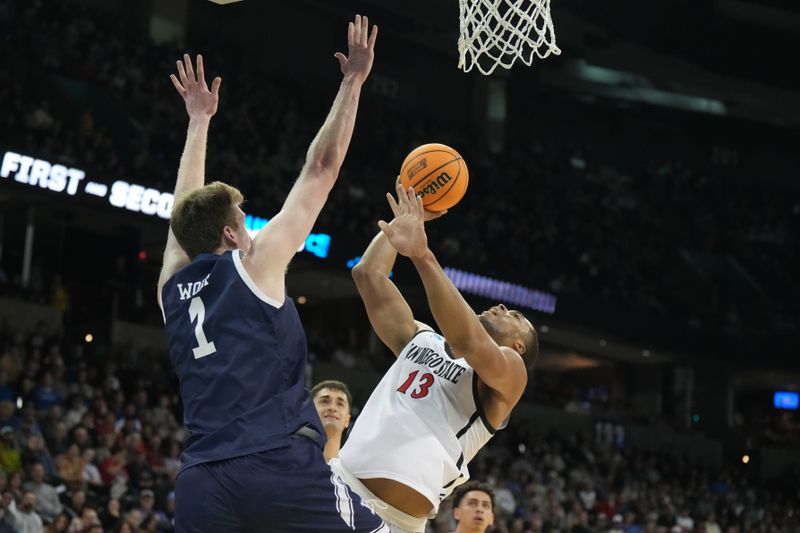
[335,183,538,532]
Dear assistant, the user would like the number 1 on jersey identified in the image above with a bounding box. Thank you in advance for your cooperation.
[189,296,217,359]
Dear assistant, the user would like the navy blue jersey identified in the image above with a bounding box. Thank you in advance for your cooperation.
[161,250,324,472]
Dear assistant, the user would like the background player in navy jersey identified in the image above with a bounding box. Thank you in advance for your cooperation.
[310,380,353,462]
[157,16,387,532]
[333,183,538,532]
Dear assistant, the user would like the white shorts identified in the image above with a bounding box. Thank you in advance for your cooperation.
[329,458,429,533]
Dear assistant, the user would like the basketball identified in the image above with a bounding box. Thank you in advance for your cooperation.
[399,143,469,212]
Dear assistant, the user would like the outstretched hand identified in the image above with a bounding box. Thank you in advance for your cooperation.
[394,176,447,222]
[335,14,378,85]
[170,54,222,120]
[378,182,430,259]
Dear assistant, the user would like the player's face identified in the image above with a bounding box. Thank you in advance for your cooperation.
[454,491,494,532]
[477,304,532,351]
[230,206,252,253]
[313,388,351,432]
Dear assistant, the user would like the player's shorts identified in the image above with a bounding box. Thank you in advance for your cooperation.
[330,459,429,533]
[174,429,389,532]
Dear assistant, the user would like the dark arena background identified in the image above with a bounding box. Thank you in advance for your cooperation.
[1,0,799,531]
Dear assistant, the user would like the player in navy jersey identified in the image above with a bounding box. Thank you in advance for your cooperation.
[157,16,386,532]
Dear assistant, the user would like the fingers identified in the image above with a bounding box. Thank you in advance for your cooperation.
[362,16,369,46]
[386,192,400,217]
[183,54,197,84]
[334,52,347,70]
[170,74,186,97]
[176,59,190,88]
[394,182,409,214]
[348,20,355,48]
[368,25,378,49]
[354,15,362,47]
[378,220,391,236]
[210,77,222,98]
[196,54,207,88]
[414,191,425,217]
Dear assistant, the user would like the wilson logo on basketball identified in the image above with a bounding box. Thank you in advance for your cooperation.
[407,159,428,179]
[418,172,452,198]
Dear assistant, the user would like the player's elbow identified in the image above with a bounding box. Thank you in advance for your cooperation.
[351,262,375,284]
[303,153,341,185]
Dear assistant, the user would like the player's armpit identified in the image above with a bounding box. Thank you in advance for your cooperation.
[352,265,420,357]
[157,229,190,310]
[243,176,330,301]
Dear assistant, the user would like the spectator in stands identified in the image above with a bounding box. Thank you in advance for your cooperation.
[99,445,128,499]
[137,490,169,532]
[63,395,86,431]
[7,472,24,502]
[8,490,44,533]
[81,448,102,489]
[123,509,143,531]
[0,427,21,475]
[32,373,63,411]
[55,443,84,489]
[45,513,69,533]
[22,435,55,478]
[98,498,121,530]
[0,496,15,533]
[23,463,62,522]
[63,489,86,519]
[44,422,69,457]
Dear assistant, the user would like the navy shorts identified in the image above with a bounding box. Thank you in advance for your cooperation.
[174,434,388,532]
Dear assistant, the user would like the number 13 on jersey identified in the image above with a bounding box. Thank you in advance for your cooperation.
[397,370,435,399]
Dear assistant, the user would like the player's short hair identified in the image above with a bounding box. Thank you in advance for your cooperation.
[451,480,495,510]
[522,323,539,367]
[310,380,353,409]
[170,181,244,259]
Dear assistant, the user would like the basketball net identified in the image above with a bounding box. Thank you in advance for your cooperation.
[458,0,561,75]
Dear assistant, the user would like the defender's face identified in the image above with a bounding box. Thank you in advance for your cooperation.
[313,388,351,432]
[454,490,494,532]
[231,206,252,253]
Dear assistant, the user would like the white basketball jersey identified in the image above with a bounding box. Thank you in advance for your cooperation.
[339,330,497,516]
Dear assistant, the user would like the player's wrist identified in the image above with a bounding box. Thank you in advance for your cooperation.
[341,74,365,88]
[411,247,435,262]
[188,115,212,127]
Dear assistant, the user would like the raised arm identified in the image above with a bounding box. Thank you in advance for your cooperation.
[351,192,443,356]
[378,184,527,403]
[157,54,222,309]
[244,15,378,302]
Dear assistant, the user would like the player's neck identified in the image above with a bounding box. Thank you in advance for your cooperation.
[322,431,342,463]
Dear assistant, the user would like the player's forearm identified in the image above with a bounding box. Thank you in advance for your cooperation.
[303,78,362,181]
[354,231,397,278]
[411,249,486,355]
[173,117,211,201]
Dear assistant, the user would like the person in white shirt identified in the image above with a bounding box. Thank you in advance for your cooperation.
[334,184,539,532]
[22,463,62,522]
[8,491,44,533]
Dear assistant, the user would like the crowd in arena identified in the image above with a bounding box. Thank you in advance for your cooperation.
[1,0,797,336]
[0,322,794,532]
